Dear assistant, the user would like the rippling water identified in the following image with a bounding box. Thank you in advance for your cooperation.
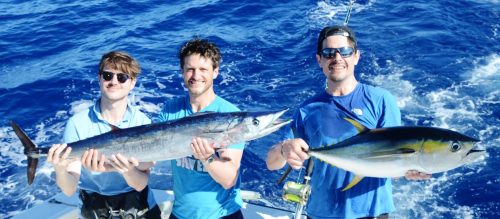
[1,0,499,218]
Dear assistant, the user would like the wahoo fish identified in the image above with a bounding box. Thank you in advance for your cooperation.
[308,118,484,191]
[11,109,291,185]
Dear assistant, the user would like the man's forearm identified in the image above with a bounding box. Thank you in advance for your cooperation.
[122,168,149,192]
[266,143,287,170]
[203,157,239,189]
[55,170,79,196]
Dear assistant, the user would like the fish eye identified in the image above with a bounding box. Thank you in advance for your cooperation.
[450,141,461,152]
[252,118,260,126]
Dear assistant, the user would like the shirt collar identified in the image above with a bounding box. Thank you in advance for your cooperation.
[92,98,133,126]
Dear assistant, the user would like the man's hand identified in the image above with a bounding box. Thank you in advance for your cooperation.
[108,154,140,174]
[191,137,215,162]
[281,139,309,169]
[405,170,432,180]
[81,149,108,172]
[47,144,73,172]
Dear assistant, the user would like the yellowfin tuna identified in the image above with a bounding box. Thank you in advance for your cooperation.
[308,118,484,191]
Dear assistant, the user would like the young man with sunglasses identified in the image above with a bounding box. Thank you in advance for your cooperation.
[266,26,431,219]
[158,38,244,219]
[47,51,161,219]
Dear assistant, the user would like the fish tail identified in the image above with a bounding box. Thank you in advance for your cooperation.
[10,120,38,185]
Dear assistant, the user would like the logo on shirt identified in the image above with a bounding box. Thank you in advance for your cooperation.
[176,156,208,172]
[352,108,363,116]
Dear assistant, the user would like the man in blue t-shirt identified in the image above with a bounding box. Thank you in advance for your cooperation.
[266,26,431,218]
[158,38,244,219]
[46,51,161,219]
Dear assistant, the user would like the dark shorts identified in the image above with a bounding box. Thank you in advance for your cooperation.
[169,209,244,219]
[79,186,161,219]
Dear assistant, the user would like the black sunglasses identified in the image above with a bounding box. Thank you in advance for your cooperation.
[100,71,130,83]
[321,47,354,58]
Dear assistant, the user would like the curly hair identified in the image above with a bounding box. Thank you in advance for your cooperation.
[179,38,221,70]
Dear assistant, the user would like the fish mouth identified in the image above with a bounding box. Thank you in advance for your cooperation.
[249,108,292,141]
[463,147,486,163]
[466,148,485,156]
[263,118,292,134]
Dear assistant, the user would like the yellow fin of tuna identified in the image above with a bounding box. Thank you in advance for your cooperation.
[344,118,368,133]
[342,175,364,191]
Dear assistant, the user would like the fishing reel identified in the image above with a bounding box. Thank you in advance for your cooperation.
[282,178,311,205]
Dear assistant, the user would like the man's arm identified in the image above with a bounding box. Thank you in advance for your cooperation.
[47,144,81,196]
[191,137,242,189]
[266,139,309,170]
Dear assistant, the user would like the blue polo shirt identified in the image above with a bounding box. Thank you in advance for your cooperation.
[63,99,156,208]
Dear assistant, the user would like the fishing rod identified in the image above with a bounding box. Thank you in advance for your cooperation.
[280,2,357,218]
[344,0,355,26]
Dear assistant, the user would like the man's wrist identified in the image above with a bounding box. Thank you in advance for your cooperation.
[201,154,215,166]
[280,141,286,159]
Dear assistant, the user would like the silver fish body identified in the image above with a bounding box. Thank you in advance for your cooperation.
[12,109,291,184]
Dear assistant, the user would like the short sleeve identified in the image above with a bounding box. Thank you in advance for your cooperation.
[377,91,402,127]
[63,118,79,143]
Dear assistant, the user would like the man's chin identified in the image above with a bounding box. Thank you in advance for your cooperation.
[102,94,127,102]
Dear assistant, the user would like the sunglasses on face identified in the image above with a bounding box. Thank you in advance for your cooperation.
[100,71,130,83]
[321,47,355,58]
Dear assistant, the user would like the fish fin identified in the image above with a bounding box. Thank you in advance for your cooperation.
[10,120,38,185]
[344,118,368,133]
[361,148,416,159]
[342,175,364,191]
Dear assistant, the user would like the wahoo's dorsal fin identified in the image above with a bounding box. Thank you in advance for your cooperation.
[360,148,416,159]
[344,118,368,133]
[342,175,364,191]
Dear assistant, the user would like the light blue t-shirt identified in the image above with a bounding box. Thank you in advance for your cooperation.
[158,95,244,219]
[63,99,156,208]
[290,83,401,219]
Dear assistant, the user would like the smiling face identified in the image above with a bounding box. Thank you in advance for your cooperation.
[99,66,136,102]
[182,53,218,98]
[97,51,140,103]
[316,35,360,84]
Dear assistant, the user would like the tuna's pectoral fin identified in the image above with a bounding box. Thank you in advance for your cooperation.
[344,118,369,133]
[360,148,416,159]
[342,175,364,191]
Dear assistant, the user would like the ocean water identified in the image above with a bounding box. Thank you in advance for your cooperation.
[0,0,499,218]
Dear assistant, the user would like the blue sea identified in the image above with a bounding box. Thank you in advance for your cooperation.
[0,0,498,218]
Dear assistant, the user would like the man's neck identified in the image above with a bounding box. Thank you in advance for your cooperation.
[100,97,128,126]
[326,78,358,96]
[189,90,216,113]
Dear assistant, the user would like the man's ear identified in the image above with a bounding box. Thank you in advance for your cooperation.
[130,77,137,88]
[213,67,219,79]
[353,49,361,65]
